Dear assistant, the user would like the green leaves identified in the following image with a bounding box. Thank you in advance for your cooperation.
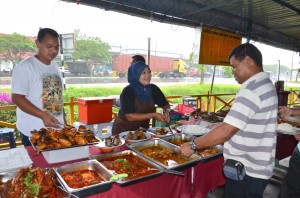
[0,33,35,68]
[72,29,111,63]
[23,171,41,196]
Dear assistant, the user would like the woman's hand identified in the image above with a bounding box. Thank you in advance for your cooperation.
[278,106,293,118]
[152,113,168,123]
[162,109,170,123]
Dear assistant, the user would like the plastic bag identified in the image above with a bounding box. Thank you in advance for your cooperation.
[178,104,195,116]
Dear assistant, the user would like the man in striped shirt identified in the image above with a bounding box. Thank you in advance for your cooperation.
[180,43,278,198]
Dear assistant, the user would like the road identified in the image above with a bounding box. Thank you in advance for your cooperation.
[0,76,298,88]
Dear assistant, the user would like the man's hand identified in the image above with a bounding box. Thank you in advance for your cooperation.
[40,111,60,128]
[179,142,195,158]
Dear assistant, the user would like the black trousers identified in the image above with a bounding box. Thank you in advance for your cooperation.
[20,132,32,146]
[278,146,300,198]
[224,174,268,198]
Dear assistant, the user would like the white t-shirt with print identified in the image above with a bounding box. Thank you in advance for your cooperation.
[11,56,64,137]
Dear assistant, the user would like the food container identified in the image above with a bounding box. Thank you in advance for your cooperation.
[127,139,200,170]
[0,170,18,190]
[42,146,90,164]
[54,160,113,197]
[119,131,152,144]
[0,168,71,198]
[30,126,100,153]
[160,133,196,146]
[90,150,164,186]
[197,145,223,162]
[77,97,114,124]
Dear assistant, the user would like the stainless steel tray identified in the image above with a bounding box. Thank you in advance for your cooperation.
[197,145,223,162]
[160,133,196,146]
[89,150,164,186]
[127,139,200,170]
[54,160,113,197]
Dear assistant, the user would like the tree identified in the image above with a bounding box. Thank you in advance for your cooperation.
[72,29,111,64]
[189,47,207,84]
[223,66,233,78]
[0,33,35,68]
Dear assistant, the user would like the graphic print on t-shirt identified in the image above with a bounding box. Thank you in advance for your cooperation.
[42,73,63,116]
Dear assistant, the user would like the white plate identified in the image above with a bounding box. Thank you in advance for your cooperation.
[277,127,300,136]
[95,136,125,149]
[177,125,210,136]
[119,131,152,143]
[147,127,173,137]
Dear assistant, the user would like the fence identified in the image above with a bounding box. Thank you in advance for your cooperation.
[1,88,300,130]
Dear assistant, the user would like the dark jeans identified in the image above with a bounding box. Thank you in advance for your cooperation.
[278,147,300,198]
[20,132,31,146]
[225,174,269,198]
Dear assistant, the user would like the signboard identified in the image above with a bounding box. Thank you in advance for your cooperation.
[199,26,242,66]
[55,54,73,63]
[60,33,75,54]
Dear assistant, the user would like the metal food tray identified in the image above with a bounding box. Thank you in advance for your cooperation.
[160,133,197,146]
[54,159,113,197]
[127,139,200,171]
[30,136,101,152]
[89,150,164,186]
[197,145,223,162]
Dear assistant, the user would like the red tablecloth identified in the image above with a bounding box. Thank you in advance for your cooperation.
[26,145,225,198]
[276,133,298,160]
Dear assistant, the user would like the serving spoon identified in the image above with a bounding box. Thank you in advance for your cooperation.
[148,167,184,176]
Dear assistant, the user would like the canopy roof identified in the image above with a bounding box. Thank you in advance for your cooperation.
[62,0,300,52]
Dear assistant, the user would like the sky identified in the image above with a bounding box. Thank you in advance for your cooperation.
[0,0,299,69]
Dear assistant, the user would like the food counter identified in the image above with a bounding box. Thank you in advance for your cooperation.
[25,144,225,198]
[276,115,300,160]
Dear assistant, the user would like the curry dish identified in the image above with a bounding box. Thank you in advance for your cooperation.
[138,146,189,166]
[198,147,221,158]
[126,129,146,140]
[169,138,190,146]
[61,169,105,189]
[0,168,64,198]
[99,154,159,180]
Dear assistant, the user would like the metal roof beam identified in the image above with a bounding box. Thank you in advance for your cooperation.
[253,24,300,33]
[272,0,300,14]
[181,0,243,17]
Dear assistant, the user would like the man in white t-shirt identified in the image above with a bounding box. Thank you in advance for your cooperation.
[11,28,65,146]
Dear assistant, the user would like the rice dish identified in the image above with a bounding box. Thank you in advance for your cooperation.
[182,125,208,135]
[277,123,294,133]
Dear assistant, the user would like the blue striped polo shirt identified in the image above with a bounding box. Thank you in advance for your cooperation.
[223,72,278,180]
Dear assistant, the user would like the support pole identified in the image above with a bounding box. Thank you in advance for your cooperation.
[278,60,281,81]
[59,35,66,90]
[147,37,151,65]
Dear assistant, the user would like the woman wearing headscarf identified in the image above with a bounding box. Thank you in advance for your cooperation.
[112,61,170,135]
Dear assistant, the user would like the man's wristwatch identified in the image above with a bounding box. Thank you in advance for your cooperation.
[189,140,197,151]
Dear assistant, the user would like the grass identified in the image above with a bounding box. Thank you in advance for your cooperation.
[62,83,241,101]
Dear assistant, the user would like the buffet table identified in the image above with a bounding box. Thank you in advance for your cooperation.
[276,115,300,161]
[25,145,225,198]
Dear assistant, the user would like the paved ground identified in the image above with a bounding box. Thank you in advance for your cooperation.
[205,157,290,198]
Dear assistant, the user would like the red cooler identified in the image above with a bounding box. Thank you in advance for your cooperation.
[77,97,114,124]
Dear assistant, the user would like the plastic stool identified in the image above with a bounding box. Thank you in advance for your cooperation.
[0,128,16,148]
[73,122,96,134]
[97,122,113,138]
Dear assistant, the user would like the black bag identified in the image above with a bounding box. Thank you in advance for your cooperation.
[223,159,246,181]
